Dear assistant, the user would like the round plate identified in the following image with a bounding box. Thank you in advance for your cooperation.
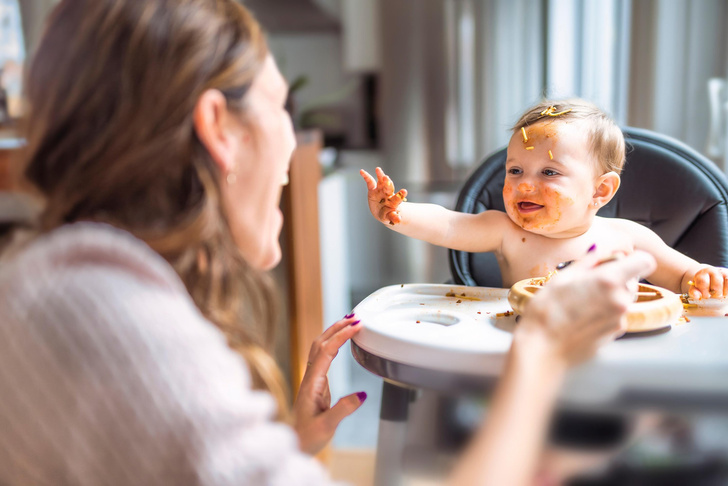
[508,278,683,333]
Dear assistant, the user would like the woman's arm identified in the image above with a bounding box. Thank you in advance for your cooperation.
[447,251,657,486]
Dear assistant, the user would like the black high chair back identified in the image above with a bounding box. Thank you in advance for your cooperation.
[449,126,728,288]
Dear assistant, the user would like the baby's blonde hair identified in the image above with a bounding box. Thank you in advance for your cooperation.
[512,99,626,175]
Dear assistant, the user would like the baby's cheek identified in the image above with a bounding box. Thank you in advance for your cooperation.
[503,183,514,199]
[502,183,523,225]
[542,186,573,207]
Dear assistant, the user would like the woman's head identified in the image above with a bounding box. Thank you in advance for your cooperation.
[21,0,294,412]
[194,54,295,271]
[23,0,294,269]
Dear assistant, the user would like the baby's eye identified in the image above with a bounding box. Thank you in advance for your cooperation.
[542,169,559,176]
[507,167,522,175]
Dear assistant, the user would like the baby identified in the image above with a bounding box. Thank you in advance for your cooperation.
[361,99,728,301]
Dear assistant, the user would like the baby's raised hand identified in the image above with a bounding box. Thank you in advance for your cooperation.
[360,167,408,225]
[687,266,728,300]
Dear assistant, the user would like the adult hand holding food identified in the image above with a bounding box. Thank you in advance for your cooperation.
[448,251,657,486]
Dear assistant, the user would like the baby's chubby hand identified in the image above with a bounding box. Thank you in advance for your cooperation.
[360,167,408,225]
[687,266,728,300]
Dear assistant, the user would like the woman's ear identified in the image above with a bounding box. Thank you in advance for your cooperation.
[593,171,621,207]
[193,89,238,173]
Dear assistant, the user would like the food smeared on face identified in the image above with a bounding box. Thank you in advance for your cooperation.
[503,119,599,236]
[504,181,573,232]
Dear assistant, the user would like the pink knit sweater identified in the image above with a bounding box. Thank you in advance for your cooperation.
[0,223,337,485]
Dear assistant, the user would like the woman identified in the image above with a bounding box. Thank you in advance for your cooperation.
[0,0,655,484]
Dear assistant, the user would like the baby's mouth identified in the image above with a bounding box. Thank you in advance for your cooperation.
[517,201,544,213]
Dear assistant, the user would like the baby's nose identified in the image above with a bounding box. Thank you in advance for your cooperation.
[518,182,535,192]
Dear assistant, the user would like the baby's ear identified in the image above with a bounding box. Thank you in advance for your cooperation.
[593,171,621,206]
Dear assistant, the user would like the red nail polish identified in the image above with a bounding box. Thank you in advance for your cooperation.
[356,391,367,403]
[350,320,361,326]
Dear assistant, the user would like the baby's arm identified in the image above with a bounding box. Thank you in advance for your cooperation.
[360,167,507,253]
[625,220,728,299]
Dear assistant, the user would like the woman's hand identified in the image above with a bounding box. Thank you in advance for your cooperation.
[686,265,728,300]
[518,250,658,367]
[360,167,408,225]
[293,314,366,455]
[448,251,657,486]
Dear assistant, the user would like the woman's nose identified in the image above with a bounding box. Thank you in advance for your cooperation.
[518,182,535,192]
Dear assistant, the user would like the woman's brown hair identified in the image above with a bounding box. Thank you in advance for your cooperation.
[18,0,289,416]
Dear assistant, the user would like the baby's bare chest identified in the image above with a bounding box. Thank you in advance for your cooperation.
[497,225,633,286]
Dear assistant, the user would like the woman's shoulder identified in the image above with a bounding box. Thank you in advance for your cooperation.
[0,222,240,386]
[2,222,185,292]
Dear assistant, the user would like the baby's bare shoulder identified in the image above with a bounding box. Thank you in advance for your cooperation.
[597,216,645,232]
[597,217,659,243]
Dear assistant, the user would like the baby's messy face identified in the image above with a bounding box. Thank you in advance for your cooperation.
[503,120,600,238]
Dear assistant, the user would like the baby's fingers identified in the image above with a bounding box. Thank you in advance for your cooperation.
[377,205,401,225]
[705,267,728,299]
[692,270,712,300]
[360,169,377,191]
[391,188,407,202]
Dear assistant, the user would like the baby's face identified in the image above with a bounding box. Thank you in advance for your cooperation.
[503,120,601,237]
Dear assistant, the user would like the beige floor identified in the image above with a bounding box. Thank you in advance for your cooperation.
[328,449,445,486]
[329,449,376,486]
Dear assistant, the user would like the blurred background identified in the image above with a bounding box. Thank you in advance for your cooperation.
[6,0,728,484]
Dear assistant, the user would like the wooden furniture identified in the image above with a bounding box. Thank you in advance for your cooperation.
[282,129,324,394]
[0,130,23,190]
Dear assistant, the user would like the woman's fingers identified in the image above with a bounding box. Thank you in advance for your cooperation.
[322,392,367,432]
[319,314,357,342]
[524,251,656,366]
[296,392,367,455]
[603,251,656,284]
[305,318,362,381]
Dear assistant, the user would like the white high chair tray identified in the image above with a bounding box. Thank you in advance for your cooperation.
[353,284,514,375]
[352,283,728,408]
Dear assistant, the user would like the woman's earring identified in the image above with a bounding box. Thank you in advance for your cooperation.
[594,202,598,207]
